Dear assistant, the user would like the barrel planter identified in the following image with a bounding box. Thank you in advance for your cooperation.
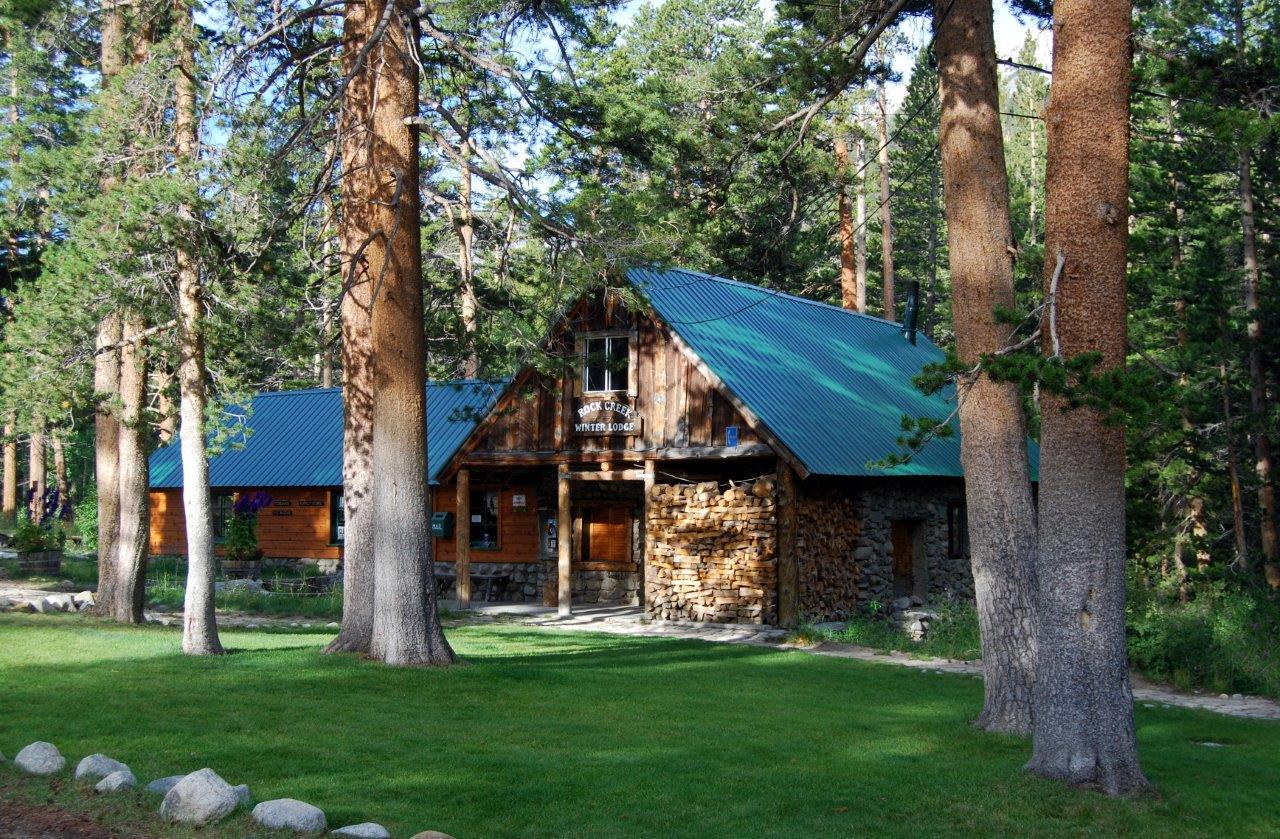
[18,550,62,575]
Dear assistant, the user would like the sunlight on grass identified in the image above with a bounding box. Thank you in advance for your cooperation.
[1,613,1278,838]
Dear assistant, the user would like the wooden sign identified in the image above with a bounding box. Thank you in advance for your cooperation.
[298,500,324,508]
[271,510,293,517]
[273,500,292,507]
[574,399,643,436]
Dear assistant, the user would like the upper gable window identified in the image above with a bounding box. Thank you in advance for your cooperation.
[583,335,629,393]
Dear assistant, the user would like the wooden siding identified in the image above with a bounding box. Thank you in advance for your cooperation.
[432,483,541,564]
[148,488,341,560]
[460,296,761,464]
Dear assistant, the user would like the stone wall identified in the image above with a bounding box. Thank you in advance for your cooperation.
[795,478,970,622]
[645,477,777,623]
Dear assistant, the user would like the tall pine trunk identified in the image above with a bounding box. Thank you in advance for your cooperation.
[855,133,868,313]
[876,83,895,319]
[2,414,16,521]
[28,423,45,517]
[1026,0,1147,794]
[93,0,125,617]
[325,0,383,656]
[836,135,860,311]
[51,434,68,519]
[174,0,222,656]
[933,0,1039,735]
[457,134,479,377]
[110,316,149,624]
[362,0,453,666]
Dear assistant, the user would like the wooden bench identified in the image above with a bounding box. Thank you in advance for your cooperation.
[433,572,512,603]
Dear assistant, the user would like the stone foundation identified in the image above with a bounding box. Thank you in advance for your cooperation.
[645,477,778,623]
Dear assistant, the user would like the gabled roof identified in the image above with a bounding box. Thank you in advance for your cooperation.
[628,266,976,478]
[149,381,505,489]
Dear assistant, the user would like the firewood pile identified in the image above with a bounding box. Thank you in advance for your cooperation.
[644,477,777,623]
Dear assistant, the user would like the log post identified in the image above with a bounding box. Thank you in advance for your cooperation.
[456,468,471,609]
[642,459,654,613]
[557,463,572,616]
[777,462,799,628]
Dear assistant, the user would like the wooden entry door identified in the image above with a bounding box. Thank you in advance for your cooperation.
[584,505,632,565]
[891,520,918,597]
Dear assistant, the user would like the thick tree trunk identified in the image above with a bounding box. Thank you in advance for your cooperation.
[28,424,45,518]
[2,415,16,521]
[1233,0,1278,589]
[877,83,895,319]
[324,0,383,656]
[174,0,222,656]
[835,135,860,311]
[110,315,150,624]
[1221,358,1249,566]
[1026,0,1147,795]
[361,0,454,666]
[934,0,1039,736]
[94,0,125,617]
[94,317,123,615]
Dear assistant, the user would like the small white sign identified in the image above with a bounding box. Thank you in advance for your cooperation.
[513,493,527,509]
[471,514,483,523]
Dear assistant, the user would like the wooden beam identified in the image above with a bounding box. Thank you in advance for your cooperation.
[566,469,646,482]
[458,442,775,468]
[776,462,799,628]
[642,459,654,614]
[456,468,471,610]
[557,463,572,617]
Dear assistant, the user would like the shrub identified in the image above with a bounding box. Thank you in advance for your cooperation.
[13,513,65,553]
[76,485,99,552]
[225,491,272,562]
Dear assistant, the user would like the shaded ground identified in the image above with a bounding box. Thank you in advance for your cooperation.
[2,613,1279,837]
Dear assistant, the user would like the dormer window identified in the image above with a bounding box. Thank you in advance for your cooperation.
[584,334,629,393]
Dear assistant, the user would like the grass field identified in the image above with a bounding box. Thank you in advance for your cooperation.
[1,613,1278,838]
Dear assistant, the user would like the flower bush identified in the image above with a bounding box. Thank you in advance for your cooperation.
[224,490,272,563]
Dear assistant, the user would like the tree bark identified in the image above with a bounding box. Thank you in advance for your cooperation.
[1221,358,1249,566]
[51,434,69,521]
[174,0,222,656]
[835,134,860,312]
[877,83,895,319]
[855,132,868,313]
[93,0,125,617]
[94,316,122,616]
[2,414,16,521]
[361,0,454,666]
[110,315,150,624]
[457,133,479,377]
[28,423,45,519]
[324,0,384,656]
[1026,0,1147,794]
[1233,0,1278,589]
[934,0,1039,736]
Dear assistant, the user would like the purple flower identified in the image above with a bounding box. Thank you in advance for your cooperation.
[233,490,273,516]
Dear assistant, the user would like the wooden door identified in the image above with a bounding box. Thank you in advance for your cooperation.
[891,520,916,597]
[585,505,632,565]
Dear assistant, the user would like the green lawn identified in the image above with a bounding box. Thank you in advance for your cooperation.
[1,614,1277,838]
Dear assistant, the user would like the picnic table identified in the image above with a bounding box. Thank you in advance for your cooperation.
[433,571,511,603]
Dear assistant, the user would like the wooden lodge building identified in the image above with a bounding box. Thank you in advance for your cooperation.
[149,266,990,627]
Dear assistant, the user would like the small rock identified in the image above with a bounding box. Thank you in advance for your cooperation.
[74,590,96,609]
[332,824,392,839]
[1198,741,1225,748]
[146,775,187,795]
[325,622,339,628]
[233,784,251,805]
[1219,693,1229,699]
[96,769,137,793]
[252,799,327,835]
[891,596,912,611]
[76,754,129,781]
[410,833,457,839]
[15,742,65,775]
[1231,693,1243,700]
[160,768,239,825]
[0,595,15,611]
[44,593,76,611]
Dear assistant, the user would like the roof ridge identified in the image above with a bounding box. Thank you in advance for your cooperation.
[627,265,905,329]
[244,379,509,400]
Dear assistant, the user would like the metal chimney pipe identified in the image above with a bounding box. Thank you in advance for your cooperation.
[901,280,920,345]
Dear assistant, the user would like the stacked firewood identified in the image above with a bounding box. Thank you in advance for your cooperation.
[645,477,777,623]
[795,488,862,621]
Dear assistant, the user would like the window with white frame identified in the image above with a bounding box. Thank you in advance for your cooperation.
[583,334,629,393]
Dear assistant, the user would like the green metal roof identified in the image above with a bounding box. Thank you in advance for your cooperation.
[149,381,504,489]
[629,266,996,478]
